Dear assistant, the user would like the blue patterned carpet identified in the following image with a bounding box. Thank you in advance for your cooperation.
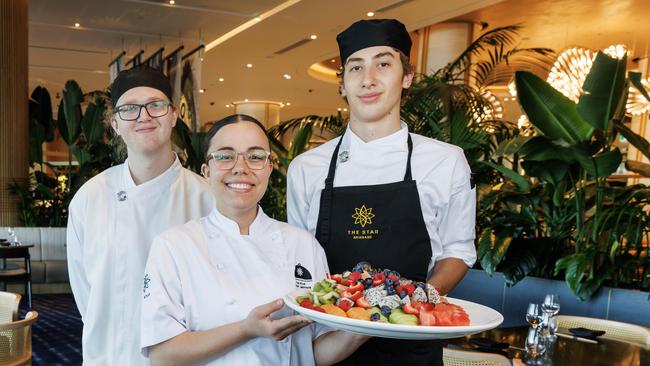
[20,294,82,366]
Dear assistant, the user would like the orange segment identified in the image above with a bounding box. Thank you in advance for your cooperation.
[320,304,348,317]
[346,307,371,321]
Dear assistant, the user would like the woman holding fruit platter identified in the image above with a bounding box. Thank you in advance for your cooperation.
[139,114,368,365]
[287,19,477,365]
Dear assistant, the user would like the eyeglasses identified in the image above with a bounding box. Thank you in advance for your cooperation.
[207,148,272,170]
[114,100,170,121]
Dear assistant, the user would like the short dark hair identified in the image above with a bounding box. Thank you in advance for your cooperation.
[203,114,269,161]
[337,49,413,102]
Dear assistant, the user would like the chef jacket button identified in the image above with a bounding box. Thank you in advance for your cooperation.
[217,263,225,270]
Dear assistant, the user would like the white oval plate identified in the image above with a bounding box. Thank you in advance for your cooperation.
[284,289,503,340]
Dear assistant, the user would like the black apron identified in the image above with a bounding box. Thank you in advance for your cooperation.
[315,132,442,366]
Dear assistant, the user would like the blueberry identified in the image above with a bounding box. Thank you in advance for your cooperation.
[380,306,392,317]
[385,278,392,286]
[387,287,396,296]
[382,269,391,275]
[399,291,407,299]
[370,313,381,321]
[391,270,401,278]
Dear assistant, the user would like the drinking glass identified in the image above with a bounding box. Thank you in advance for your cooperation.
[541,294,560,336]
[7,227,15,244]
[525,303,545,358]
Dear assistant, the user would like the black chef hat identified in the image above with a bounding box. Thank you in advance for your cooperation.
[336,19,412,64]
[110,67,173,107]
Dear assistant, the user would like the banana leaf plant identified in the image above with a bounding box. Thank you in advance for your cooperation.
[479,52,650,299]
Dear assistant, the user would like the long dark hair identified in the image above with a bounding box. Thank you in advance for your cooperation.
[203,114,269,161]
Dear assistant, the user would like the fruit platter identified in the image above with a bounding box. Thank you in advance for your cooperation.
[284,262,503,340]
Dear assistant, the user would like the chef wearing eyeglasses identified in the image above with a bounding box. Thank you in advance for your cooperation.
[140,114,368,366]
[67,67,215,365]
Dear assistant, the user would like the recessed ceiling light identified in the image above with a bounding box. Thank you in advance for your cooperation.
[280,103,285,107]
[343,108,348,112]
[254,17,262,21]
[337,108,342,111]
[244,98,249,102]
[283,74,291,80]
[74,22,80,27]
[245,63,253,68]
[504,97,510,101]
[199,88,205,93]
[309,34,317,40]
[226,104,231,108]
[286,102,291,106]
[330,59,336,63]
[218,77,224,82]
[367,12,375,17]
[169,0,175,5]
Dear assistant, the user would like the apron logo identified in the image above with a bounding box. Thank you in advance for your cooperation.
[294,263,313,289]
[352,205,375,227]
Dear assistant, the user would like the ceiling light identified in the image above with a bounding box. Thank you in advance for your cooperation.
[283,74,291,80]
[367,12,375,17]
[343,108,348,112]
[330,59,336,63]
[74,22,80,28]
[504,97,509,101]
[199,89,205,93]
[245,63,253,68]
[337,108,342,111]
[244,98,249,102]
[226,104,231,108]
[169,0,175,4]
[218,77,224,82]
[254,17,262,21]
[309,34,317,40]
[280,103,285,107]
[286,102,291,106]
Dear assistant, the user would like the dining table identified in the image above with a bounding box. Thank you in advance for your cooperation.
[448,326,650,366]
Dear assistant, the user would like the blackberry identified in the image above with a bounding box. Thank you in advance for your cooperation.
[380,306,392,317]
[370,313,381,321]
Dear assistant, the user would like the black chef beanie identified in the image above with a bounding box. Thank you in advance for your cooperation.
[336,19,412,64]
[111,67,173,107]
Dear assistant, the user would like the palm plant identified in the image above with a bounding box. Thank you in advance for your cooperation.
[479,52,650,299]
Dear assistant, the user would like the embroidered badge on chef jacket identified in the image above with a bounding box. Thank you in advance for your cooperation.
[117,190,127,201]
[143,273,151,299]
[294,263,313,289]
[338,150,350,163]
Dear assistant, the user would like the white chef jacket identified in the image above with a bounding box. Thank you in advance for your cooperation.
[67,156,215,366]
[141,207,330,366]
[287,122,477,273]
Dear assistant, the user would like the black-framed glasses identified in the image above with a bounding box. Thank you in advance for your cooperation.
[114,100,171,121]
[207,148,272,170]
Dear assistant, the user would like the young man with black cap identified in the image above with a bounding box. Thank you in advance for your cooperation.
[66,67,215,365]
[287,19,476,365]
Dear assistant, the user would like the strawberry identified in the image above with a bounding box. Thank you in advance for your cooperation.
[402,303,420,315]
[403,283,416,296]
[338,298,354,312]
[347,282,364,293]
[335,284,348,292]
[388,274,399,283]
[412,301,434,312]
[331,274,343,284]
[347,272,363,282]
[342,279,355,287]
[312,306,326,313]
[372,273,386,286]
[341,290,363,301]
[355,296,371,309]
[299,299,313,308]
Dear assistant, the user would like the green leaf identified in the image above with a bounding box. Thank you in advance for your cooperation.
[288,124,312,160]
[69,145,92,166]
[614,121,650,161]
[572,147,622,178]
[495,135,533,156]
[481,161,531,193]
[629,71,650,103]
[80,95,106,145]
[477,229,513,275]
[501,238,547,286]
[521,160,567,186]
[515,71,593,144]
[29,86,54,141]
[519,136,573,162]
[28,118,46,164]
[60,80,83,145]
[577,52,627,131]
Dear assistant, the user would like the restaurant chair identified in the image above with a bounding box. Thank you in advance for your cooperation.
[0,291,21,322]
[443,347,512,366]
[556,315,650,347]
[0,246,32,308]
[0,311,39,366]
